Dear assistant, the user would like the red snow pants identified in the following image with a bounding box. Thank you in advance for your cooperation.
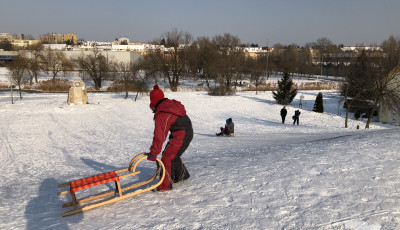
[159,128,193,190]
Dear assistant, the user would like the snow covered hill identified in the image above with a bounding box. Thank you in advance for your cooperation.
[0,88,399,229]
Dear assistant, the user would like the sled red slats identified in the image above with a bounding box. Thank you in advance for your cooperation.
[69,171,120,194]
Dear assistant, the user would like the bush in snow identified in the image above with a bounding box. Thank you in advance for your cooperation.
[208,85,235,96]
[36,78,71,92]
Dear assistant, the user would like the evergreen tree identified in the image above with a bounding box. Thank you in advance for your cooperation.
[272,72,297,105]
[313,92,324,113]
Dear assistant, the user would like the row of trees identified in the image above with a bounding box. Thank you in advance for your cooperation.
[7,46,144,100]
[270,35,400,129]
[7,30,271,98]
[7,30,395,92]
[134,31,400,99]
[7,44,73,100]
[340,35,400,128]
[6,30,400,124]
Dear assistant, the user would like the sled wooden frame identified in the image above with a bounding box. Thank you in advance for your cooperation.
[221,133,234,137]
[57,153,165,217]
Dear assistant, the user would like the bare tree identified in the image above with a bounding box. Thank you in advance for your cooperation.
[371,36,400,125]
[270,43,285,74]
[141,29,192,92]
[131,68,150,101]
[345,35,400,128]
[340,50,376,128]
[161,28,192,91]
[141,48,163,85]
[312,37,336,78]
[43,48,72,83]
[297,45,315,78]
[283,44,300,74]
[7,53,28,100]
[365,64,400,128]
[74,49,111,90]
[243,57,264,94]
[381,35,400,73]
[113,61,132,99]
[186,36,219,89]
[112,60,147,99]
[212,33,243,94]
[25,43,44,85]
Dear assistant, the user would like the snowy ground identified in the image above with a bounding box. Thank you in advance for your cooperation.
[1,70,400,229]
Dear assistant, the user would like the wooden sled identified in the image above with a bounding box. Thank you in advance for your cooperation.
[57,153,165,217]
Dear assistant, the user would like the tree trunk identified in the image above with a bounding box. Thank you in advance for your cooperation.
[52,74,57,84]
[10,87,14,104]
[171,84,178,92]
[135,91,139,101]
[18,83,23,99]
[345,104,350,128]
[168,74,179,92]
[123,80,129,99]
[344,92,351,128]
[94,79,102,90]
[365,99,379,129]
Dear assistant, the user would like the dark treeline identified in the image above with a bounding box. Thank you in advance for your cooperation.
[4,30,400,129]
[3,30,400,101]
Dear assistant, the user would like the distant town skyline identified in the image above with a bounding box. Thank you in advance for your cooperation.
[1,0,400,46]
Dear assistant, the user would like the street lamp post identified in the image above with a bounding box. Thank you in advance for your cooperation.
[266,39,269,79]
[320,55,323,80]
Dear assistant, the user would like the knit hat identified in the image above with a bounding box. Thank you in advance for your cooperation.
[150,85,164,109]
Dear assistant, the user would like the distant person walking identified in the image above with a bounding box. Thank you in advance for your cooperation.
[280,106,287,124]
[293,110,301,125]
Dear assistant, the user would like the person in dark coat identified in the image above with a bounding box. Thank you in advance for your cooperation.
[147,85,193,191]
[280,106,287,124]
[216,118,234,136]
[293,110,301,125]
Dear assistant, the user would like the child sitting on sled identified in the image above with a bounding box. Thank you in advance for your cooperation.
[216,118,234,136]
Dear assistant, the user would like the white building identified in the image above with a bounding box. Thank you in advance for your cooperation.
[62,50,142,66]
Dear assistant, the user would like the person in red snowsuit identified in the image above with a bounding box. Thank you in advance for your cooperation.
[147,85,193,191]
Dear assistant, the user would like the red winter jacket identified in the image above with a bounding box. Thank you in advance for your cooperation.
[149,98,190,156]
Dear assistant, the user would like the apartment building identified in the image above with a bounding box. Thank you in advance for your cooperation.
[40,33,77,44]
[0,33,40,48]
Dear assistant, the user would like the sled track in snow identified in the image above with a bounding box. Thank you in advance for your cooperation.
[303,128,399,144]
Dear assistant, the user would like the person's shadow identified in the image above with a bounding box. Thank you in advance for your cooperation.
[25,178,82,230]
[80,157,117,172]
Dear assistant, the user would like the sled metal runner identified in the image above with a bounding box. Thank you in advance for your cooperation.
[58,153,165,217]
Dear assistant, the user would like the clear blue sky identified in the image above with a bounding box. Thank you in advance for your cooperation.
[1,0,399,46]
